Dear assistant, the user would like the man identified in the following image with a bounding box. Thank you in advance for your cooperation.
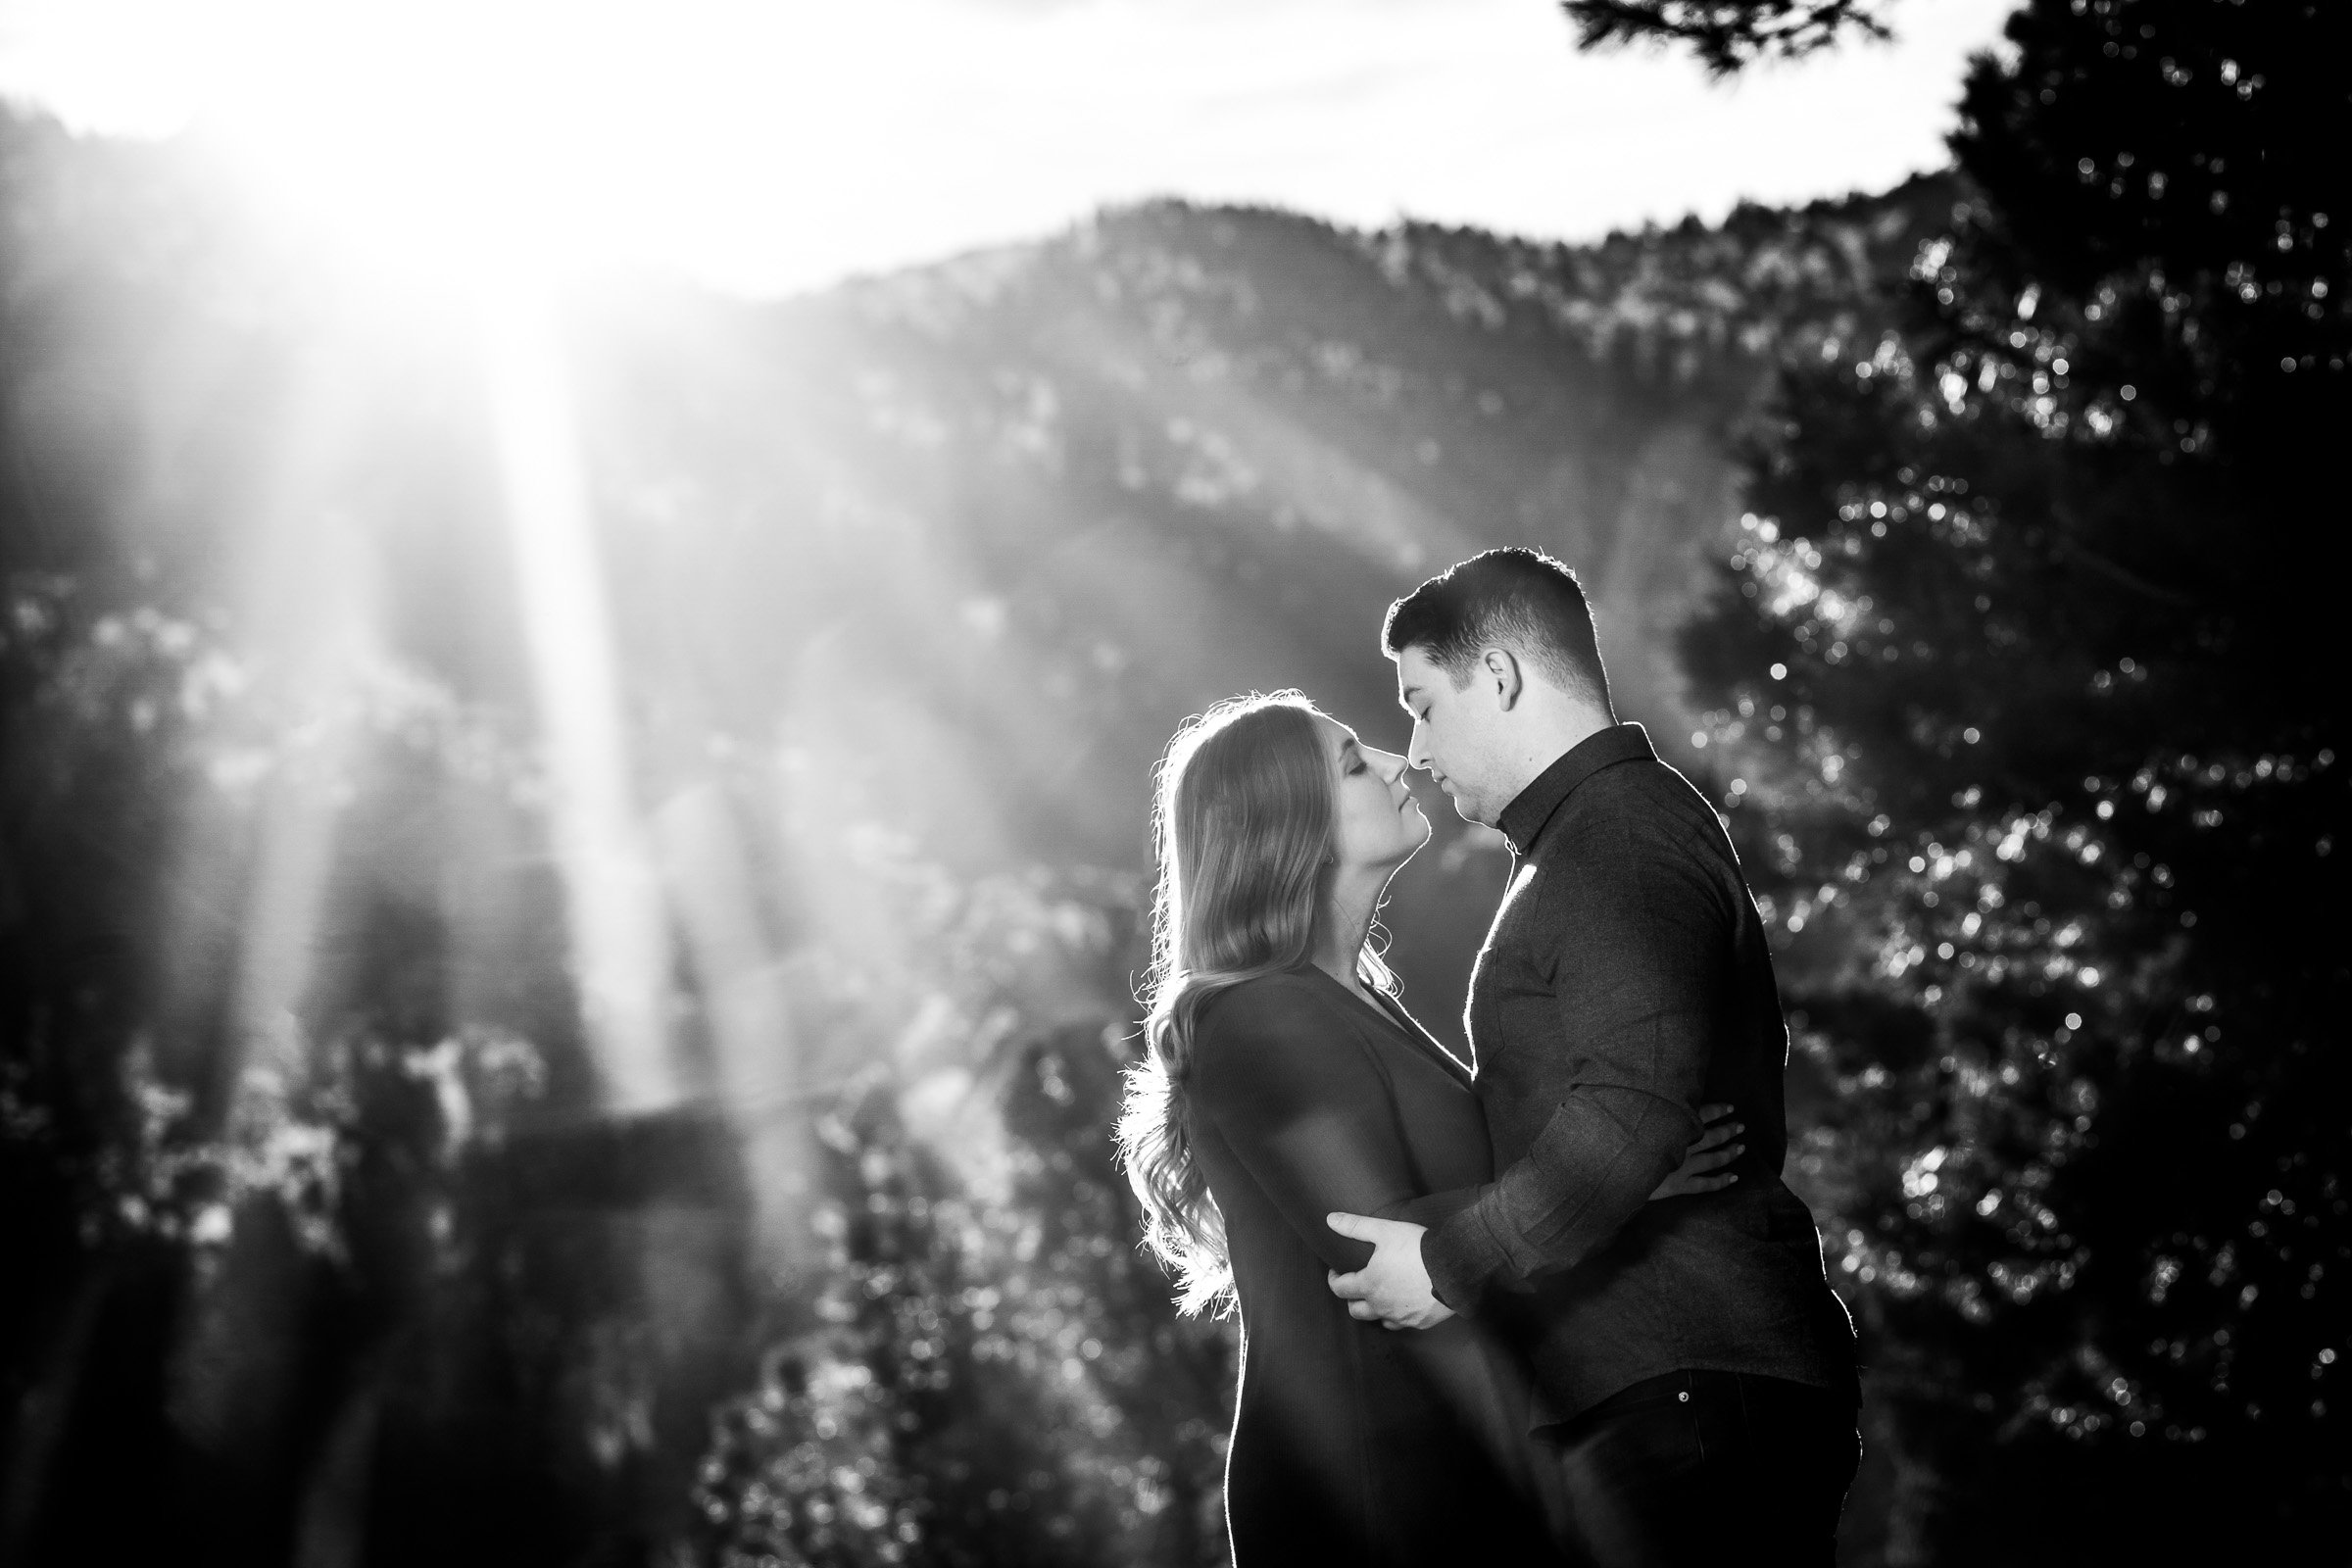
[1326,548,1860,1565]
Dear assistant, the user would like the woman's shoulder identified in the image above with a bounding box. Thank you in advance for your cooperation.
[1189,970,1370,1085]
[1195,968,1334,1042]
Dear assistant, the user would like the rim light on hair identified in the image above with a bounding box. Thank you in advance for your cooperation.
[1113,690,1396,1316]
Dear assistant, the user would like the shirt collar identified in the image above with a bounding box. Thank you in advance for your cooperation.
[1494,722,1655,856]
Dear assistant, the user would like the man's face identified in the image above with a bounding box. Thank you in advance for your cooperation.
[1394,644,1510,827]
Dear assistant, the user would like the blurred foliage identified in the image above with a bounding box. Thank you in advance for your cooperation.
[691,1026,1230,1568]
[1677,0,2348,1559]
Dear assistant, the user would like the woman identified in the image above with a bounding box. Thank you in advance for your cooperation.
[1115,692,1740,1566]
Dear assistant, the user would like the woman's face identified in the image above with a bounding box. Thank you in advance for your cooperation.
[1315,714,1430,872]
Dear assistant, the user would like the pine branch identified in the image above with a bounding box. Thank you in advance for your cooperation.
[1559,0,1896,75]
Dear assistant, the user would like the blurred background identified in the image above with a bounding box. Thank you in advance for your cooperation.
[0,1,2342,1564]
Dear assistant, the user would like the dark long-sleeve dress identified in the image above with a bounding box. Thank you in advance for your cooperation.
[1189,966,1558,1567]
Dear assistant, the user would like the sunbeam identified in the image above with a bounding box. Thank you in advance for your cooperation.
[225,501,371,1082]
[477,277,675,1114]
[652,780,808,1267]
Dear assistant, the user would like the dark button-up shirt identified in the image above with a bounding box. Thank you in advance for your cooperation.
[1419,722,1856,1426]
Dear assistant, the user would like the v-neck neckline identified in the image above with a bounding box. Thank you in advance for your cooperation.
[1300,964,1473,1084]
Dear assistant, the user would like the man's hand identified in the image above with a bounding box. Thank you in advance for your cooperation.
[1325,1213,1455,1330]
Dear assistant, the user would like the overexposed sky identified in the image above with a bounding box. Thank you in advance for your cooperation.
[0,0,2017,296]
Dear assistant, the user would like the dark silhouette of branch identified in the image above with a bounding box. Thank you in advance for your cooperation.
[1560,0,1897,75]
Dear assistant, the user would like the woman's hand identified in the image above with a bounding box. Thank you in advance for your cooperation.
[1649,1102,1744,1200]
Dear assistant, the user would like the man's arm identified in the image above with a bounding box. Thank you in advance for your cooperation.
[1381,1105,1742,1231]
[1422,818,1725,1310]
[1328,1102,1747,1328]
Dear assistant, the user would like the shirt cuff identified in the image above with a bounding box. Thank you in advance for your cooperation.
[1422,1202,1507,1314]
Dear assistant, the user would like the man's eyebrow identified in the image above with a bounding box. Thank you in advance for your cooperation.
[1397,684,1423,706]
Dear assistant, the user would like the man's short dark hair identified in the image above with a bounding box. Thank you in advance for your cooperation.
[1382,547,1611,708]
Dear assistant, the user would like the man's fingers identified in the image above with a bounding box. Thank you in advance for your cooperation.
[1698,1102,1737,1125]
[1324,1211,1383,1242]
[1328,1269,1369,1300]
[1690,1140,1746,1173]
[1348,1300,1379,1321]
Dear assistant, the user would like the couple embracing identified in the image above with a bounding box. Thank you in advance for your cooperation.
[1116,549,1862,1566]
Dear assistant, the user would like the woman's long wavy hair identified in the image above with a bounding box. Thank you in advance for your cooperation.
[1114,691,1397,1316]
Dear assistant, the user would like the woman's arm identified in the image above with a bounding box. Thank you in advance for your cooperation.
[1650,1104,1744,1199]
[1192,980,1428,1275]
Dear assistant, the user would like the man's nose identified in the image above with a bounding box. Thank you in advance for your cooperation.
[1405,723,1433,771]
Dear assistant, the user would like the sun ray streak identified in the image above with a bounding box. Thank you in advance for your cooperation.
[654,783,808,1269]
[222,452,375,1103]
[478,278,674,1114]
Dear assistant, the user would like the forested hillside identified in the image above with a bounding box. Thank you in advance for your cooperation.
[0,105,1953,1034]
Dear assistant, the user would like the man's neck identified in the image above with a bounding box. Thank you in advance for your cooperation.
[1494,704,1616,813]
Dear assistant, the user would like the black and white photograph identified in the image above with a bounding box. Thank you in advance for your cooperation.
[0,1,2341,1564]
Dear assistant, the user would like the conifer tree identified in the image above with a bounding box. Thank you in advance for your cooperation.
[1676,1,2348,1556]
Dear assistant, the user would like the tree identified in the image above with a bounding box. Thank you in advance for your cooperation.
[1677,0,2349,1557]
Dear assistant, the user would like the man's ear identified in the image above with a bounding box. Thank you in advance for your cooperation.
[1481,647,1524,710]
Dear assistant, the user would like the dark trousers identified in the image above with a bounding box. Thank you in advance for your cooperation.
[1534,1369,1860,1568]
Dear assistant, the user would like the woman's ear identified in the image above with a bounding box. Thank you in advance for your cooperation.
[1482,647,1525,710]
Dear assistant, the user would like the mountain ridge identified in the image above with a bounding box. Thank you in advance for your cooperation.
[0,108,1960,1038]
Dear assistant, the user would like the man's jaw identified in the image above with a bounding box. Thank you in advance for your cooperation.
[1430,778,1485,826]
[1433,778,1501,829]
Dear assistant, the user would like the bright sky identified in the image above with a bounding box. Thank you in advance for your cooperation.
[0,0,2017,297]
